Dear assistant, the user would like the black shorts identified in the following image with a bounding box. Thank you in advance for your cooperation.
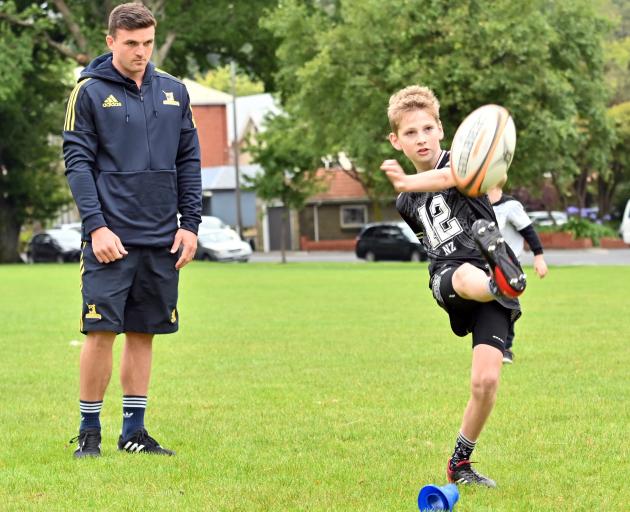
[79,243,179,335]
[430,266,518,352]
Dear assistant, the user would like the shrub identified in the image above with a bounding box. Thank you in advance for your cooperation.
[562,217,618,246]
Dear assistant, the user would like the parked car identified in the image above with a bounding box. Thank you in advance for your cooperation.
[527,211,568,227]
[26,229,82,263]
[355,222,427,262]
[199,215,228,231]
[195,229,252,262]
[56,222,82,233]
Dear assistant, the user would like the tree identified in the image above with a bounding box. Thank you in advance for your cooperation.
[0,28,72,261]
[197,66,264,96]
[600,0,630,105]
[0,0,279,86]
[598,102,630,216]
[246,111,323,263]
[262,0,612,213]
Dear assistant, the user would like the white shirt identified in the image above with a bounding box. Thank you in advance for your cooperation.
[492,197,533,258]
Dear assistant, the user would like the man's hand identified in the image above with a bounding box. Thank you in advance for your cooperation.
[533,254,548,278]
[91,226,128,264]
[170,228,198,269]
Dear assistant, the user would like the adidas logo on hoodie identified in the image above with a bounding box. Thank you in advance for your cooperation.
[102,94,122,108]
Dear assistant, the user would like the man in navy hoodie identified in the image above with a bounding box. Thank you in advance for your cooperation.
[64,3,201,457]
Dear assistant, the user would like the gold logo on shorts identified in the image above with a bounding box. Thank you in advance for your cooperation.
[85,304,102,320]
[170,308,177,323]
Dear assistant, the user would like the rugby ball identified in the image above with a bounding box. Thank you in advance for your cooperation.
[450,104,516,197]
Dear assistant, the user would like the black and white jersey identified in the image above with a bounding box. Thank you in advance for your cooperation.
[395,150,497,277]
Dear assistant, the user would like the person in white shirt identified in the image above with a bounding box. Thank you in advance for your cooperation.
[487,177,548,364]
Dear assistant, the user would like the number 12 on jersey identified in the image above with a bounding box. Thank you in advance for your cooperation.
[418,195,463,250]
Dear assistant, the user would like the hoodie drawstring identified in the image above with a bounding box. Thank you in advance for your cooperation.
[152,76,159,118]
[122,87,129,123]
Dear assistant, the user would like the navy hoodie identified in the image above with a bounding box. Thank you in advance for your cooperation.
[63,53,201,246]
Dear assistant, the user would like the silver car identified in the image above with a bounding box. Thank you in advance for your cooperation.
[195,229,252,262]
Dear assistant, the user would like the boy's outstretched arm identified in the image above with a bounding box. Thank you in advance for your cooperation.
[380,159,456,193]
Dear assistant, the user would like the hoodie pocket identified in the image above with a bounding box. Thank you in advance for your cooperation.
[96,169,178,239]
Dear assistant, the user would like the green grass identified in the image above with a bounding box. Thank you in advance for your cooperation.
[0,262,628,511]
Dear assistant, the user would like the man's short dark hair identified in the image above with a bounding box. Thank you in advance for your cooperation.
[108,2,157,36]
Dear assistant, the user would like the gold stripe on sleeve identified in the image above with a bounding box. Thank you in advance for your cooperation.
[64,78,92,131]
[189,104,196,128]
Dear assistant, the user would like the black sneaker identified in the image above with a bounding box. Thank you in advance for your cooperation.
[503,349,514,364]
[70,428,101,458]
[447,459,496,488]
[118,428,175,456]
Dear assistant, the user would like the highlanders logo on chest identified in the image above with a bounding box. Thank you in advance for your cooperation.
[417,194,463,255]
[162,91,180,106]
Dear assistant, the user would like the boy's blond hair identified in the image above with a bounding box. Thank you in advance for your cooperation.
[387,85,440,133]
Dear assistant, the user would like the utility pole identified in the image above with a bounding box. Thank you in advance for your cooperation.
[230,60,243,239]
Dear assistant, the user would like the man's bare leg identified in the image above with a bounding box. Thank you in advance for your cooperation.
[120,332,153,396]
[74,331,116,457]
[117,332,173,454]
[80,331,116,400]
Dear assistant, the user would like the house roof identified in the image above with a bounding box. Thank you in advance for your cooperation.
[184,79,233,106]
[226,93,280,143]
[308,167,369,203]
[201,164,262,190]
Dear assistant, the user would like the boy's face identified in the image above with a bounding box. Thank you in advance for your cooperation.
[389,109,444,171]
[107,26,155,80]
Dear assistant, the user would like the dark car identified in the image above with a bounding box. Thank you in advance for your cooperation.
[26,229,82,263]
[355,222,427,262]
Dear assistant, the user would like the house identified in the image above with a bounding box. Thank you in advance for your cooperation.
[188,81,266,235]
[226,93,280,165]
[200,164,260,228]
[297,167,399,251]
[184,78,232,167]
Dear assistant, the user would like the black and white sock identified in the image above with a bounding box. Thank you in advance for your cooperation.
[450,431,476,469]
[121,395,147,440]
[79,400,103,432]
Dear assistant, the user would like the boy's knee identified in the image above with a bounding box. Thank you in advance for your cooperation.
[452,263,477,295]
[451,265,468,291]
[471,372,499,398]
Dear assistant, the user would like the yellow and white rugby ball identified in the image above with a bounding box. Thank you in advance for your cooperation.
[450,104,516,197]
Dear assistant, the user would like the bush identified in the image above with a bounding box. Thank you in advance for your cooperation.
[562,217,618,246]
[536,224,563,234]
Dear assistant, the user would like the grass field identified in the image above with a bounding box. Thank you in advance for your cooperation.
[0,261,628,511]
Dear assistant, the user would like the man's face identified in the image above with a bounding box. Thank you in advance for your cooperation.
[389,109,444,171]
[106,26,155,79]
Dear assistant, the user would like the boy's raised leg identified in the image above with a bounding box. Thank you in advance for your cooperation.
[472,219,526,298]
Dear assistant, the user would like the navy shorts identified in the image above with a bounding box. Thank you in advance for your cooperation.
[79,243,179,335]
[430,266,518,352]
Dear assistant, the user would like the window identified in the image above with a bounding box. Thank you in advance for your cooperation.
[340,205,367,228]
[381,227,404,239]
